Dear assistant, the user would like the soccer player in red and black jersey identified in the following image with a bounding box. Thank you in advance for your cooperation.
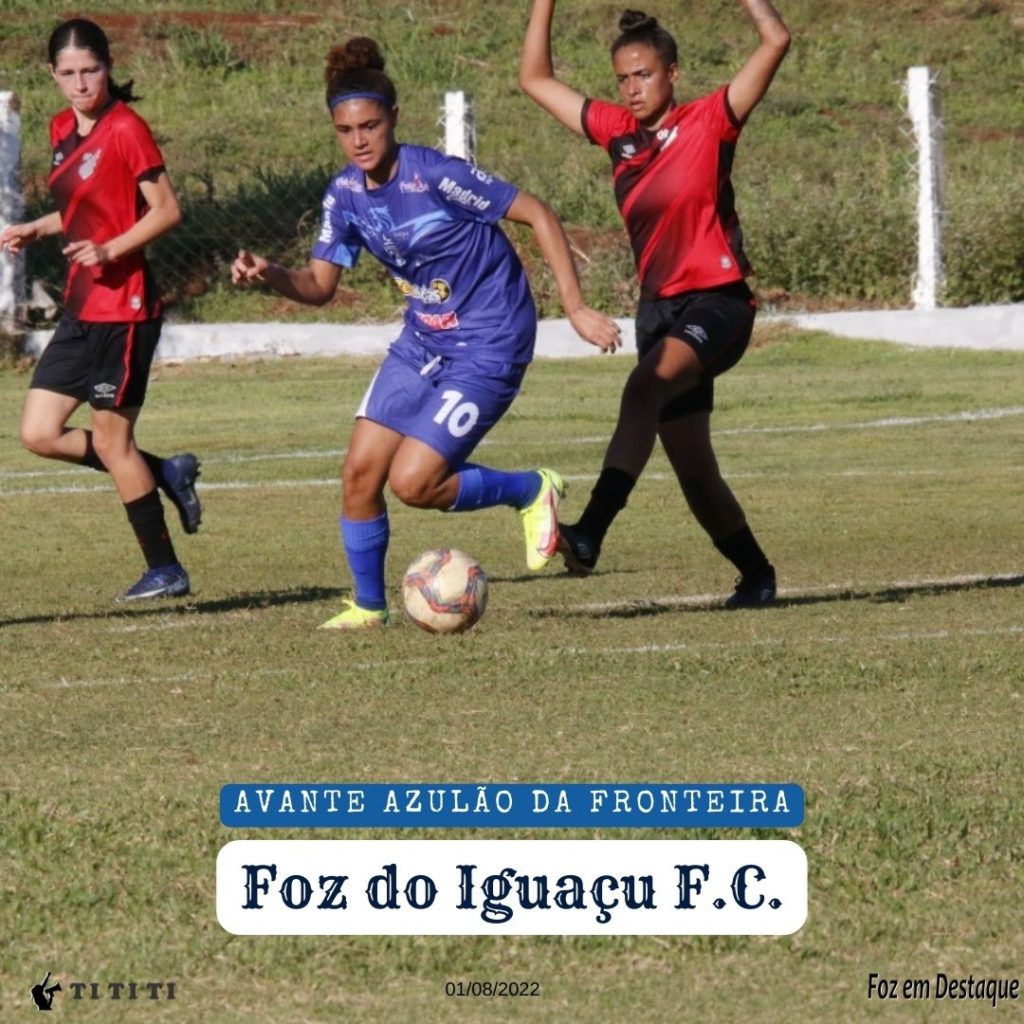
[521,1,791,607]
[1,19,202,602]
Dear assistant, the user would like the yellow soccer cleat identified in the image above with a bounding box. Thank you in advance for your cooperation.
[519,468,565,571]
[318,599,390,631]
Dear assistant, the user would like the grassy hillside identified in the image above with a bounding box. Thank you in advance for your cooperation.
[1,0,1022,320]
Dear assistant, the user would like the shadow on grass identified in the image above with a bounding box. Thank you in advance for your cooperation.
[530,573,1024,620]
[0,585,345,630]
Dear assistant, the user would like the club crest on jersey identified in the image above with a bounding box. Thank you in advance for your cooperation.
[79,149,102,180]
[395,277,452,305]
[655,127,678,150]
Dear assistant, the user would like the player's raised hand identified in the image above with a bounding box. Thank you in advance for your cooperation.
[569,305,622,353]
[232,249,270,285]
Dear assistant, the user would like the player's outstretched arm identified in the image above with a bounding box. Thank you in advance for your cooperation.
[231,251,341,307]
[504,190,621,353]
[727,0,791,124]
[0,211,62,254]
[519,0,588,136]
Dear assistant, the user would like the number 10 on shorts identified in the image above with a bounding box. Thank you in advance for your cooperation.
[434,389,480,438]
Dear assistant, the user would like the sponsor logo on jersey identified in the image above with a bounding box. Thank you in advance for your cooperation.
[334,174,364,193]
[318,211,334,245]
[469,166,494,185]
[395,277,452,305]
[79,149,102,180]
[682,324,709,346]
[324,194,337,209]
[438,176,491,212]
[415,310,461,331]
[399,173,429,194]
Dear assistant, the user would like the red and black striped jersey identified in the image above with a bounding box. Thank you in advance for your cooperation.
[49,101,165,322]
[583,87,751,300]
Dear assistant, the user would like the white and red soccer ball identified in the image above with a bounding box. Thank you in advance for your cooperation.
[402,548,488,634]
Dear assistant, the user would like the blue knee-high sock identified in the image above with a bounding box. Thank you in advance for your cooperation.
[340,513,390,611]
[450,464,542,512]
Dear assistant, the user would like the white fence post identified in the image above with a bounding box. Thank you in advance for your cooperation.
[0,90,26,334]
[907,67,944,311]
[442,91,476,163]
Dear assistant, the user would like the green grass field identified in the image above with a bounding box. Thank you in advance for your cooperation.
[1,327,1022,1021]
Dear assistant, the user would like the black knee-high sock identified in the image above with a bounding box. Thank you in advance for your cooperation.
[82,431,165,487]
[714,525,773,577]
[125,490,177,569]
[576,467,636,546]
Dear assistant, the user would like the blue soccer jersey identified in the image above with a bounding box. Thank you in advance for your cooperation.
[312,144,537,364]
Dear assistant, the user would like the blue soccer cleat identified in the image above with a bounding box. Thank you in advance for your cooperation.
[117,563,191,603]
[724,569,777,610]
[162,453,202,534]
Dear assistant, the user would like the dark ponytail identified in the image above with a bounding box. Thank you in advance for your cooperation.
[324,36,398,111]
[47,18,139,103]
[612,9,678,67]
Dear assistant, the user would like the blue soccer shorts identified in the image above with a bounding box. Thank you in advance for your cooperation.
[356,332,528,466]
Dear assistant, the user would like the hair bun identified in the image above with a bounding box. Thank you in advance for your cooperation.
[618,9,658,33]
[326,36,386,77]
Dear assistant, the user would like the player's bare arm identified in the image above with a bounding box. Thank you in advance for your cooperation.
[0,211,62,254]
[519,0,588,135]
[504,190,621,353]
[727,0,791,124]
[231,251,341,307]
[62,170,182,268]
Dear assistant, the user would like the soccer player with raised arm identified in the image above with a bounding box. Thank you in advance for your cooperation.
[521,2,790,607]
[232,36,620,630]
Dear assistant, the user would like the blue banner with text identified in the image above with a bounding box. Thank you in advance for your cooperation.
[220,784,803,829]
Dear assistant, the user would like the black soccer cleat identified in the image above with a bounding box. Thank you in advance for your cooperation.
[724,568,777,610]
[162,453,202,534]
[557,522,600,576]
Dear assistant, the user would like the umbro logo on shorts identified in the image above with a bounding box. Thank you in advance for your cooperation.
[683,325,710,346]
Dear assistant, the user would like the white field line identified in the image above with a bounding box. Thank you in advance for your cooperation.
[565,571,1024,614]
[2,569,1020,693]
[2,404,1023,485]
[3,623,1021,695]
[0,466,977,499]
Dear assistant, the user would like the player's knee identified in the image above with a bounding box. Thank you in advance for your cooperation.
[388,466,435,509]
[19,424,55,457]
[620,366,664,412]
[341,457,380,502]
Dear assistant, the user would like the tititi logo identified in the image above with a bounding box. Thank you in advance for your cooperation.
[30,971,61,1011]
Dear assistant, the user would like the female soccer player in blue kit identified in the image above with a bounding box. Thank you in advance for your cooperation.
[232,36,620,630]
[521,2,790,608]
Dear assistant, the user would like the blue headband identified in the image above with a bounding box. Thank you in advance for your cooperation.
[328,91,394,111]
